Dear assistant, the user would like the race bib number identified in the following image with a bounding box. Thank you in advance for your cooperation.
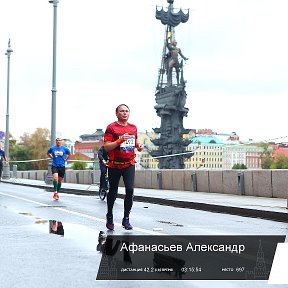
[120,135,135,152]
[54,150,63,157]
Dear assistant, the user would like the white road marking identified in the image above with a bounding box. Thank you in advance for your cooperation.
[0,191,166,235]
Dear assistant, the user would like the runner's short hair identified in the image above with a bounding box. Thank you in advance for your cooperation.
[115,104,130,113]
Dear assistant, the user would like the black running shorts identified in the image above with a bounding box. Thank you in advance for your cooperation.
[52,166,66,178]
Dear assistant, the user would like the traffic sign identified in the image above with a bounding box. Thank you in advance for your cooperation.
[0,131,4,139]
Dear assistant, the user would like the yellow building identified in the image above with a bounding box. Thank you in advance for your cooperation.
[136,132,159,170]
[185,136,224,169]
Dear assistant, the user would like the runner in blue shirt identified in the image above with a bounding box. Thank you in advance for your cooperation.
[47,138,70,200]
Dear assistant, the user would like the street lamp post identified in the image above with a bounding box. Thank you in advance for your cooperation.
[49,0,58,145]
[46,0,59,184]
[3,39,13,179]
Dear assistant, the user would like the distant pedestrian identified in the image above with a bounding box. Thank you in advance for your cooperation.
[47,138,70,200]
[97,145,109,192]
[104,104,143,230]
[0,148,8,181]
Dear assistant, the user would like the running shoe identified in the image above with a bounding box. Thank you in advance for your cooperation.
[53,192,59,200]
[106,214,114,231]
[122,217,133,230]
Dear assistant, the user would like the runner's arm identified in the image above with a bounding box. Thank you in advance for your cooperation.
[104,133,130,152]
[47,152,53,159]
[136,139,144,152]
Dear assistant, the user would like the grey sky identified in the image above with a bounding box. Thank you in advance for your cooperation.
[1,0,288,142]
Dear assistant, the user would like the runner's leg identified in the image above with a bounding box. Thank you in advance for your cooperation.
[106,167,121,216]
[57,167,65,193]
[52,169,59,192]
[122,165,135,218]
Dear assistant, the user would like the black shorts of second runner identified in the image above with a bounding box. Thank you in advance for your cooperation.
[52,166,66,178]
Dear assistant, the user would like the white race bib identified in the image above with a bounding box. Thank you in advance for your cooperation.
[120,135,135,152]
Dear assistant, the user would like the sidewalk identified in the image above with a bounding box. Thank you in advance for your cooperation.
[4,178,288,223]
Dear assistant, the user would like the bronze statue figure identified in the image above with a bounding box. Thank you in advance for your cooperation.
[165,39,188,86]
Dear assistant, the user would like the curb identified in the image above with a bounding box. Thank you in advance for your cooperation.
[131,195,288,223]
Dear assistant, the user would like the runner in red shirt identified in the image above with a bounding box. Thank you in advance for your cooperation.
[104,104,143,230]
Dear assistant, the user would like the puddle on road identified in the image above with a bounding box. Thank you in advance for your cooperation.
[49,220,64,236]
[34,219,99,251]
[35,205,67,208]
[18,212,33,216]
[17,210,101,252]
[35,219,49,224]
[18,210,99,250]
[157,220,183,227]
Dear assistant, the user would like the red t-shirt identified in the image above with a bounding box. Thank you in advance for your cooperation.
[104,121,138,169]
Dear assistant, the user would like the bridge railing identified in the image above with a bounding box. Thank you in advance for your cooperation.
[9,168,288,199]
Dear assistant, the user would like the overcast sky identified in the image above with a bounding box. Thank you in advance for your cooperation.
[1,0,288,143]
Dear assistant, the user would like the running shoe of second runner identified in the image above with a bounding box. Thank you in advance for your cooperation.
[53,192,59,200]
[122,217,133,230]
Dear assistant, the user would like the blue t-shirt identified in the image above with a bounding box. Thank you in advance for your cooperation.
[48,146,70,167]
[0,149,5,164]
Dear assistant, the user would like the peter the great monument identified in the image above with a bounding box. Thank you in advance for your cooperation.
[150,0,192,169]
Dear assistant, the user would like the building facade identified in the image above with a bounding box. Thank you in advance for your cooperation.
[185,136,224,169]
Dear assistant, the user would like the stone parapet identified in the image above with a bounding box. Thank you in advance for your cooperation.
[14,169,288,199]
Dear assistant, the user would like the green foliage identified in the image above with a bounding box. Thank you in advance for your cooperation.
[71,156,87,170]
[10,145,33,171]
[4,128,51,170]
[271,154,288,169]
[8,133,17,155]
[232,163,247,169]
[260,142,273,169]
[20,128,50,170]
[261,158,273,169]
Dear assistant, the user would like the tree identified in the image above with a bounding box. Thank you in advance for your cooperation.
[71,156,87,170]
[20,128,50,170]
[232,163,247,169]
[10,145,33,171]
[271,154,288,169]
[232,163,240,169]
[240,163,247,169]
[8,132,17,157]
[261,157,273,169]
[260,143,273,169]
